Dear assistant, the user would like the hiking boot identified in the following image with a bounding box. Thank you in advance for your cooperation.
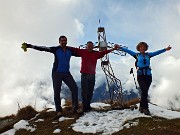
[83,106,92,112]
[52,111,63,120]
[139,107,143,113]
[143,109,151,115]
[87,106,92,111]
[77,108,84,114]
[73,108,84,115]
[57,111,63,117]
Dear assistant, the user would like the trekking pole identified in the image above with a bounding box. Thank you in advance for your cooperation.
[130,68,138,89]
[130,68,141,99]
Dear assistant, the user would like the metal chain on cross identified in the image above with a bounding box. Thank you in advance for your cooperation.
[97,26,127,107]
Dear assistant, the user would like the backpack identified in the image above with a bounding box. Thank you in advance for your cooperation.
[133,53,151,69]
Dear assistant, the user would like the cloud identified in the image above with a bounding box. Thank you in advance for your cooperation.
[74,19,85,38]
[150,56,180,109]
[102,1,180,50]
[0,0,86,116]
[0,0,180,116]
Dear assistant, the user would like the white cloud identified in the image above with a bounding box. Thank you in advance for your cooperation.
[0,0,180,116]
[150,56,180,109]
[0,0,87,116]
[178,4,180,15]
[74,19,84,38]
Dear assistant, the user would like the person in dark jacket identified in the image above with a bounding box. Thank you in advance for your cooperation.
[119,42,171,115]
[22,35,80,117]
[68,41,119,112]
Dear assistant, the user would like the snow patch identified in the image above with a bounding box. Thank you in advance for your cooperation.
[91,102,111,109]
[30,113,40,121]
[52,122,58,124]
[1,120,36,135]
[72,103,180,134]
[14,120,36,132]
[59,117,74,122]
[150,104,180,118]
[53,128,61,133]
[72,109,146,134]
[35,119,44,122]
[0,129,16,135]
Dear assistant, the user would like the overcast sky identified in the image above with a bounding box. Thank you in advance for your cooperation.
[0,0,180,116]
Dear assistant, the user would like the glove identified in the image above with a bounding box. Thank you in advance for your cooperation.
[21,42,31,52]
[21,42,27,52]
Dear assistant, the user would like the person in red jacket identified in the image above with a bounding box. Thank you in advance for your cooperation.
[68,41,118,112]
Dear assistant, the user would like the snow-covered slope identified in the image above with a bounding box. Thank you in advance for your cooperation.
[72,103,180,134]
[1,103,180,135]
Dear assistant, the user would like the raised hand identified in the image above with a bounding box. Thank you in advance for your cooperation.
[114,44,120,50]
[21,42,27,52]
[165,45,172,51]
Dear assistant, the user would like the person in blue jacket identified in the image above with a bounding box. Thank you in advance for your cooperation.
[119,42,172,115]
[22,35,80,117]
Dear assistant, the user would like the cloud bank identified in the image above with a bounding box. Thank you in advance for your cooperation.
[0,0,180,116]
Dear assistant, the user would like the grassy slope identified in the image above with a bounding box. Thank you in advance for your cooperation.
[13,111,180,135]
[1,100,180,135]
[114,117,180,135]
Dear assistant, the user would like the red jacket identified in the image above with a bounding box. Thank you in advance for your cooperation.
[69,47,111,74]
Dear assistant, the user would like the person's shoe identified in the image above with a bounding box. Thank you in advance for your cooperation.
[87,106,92,111]
[78,109,84,114]
[139,107,143,113]
[83,108,89,112]
[57,111,63,117]
[143,109,151,115]
[77,108,84,114]
[83,106,92,112]
[73,108,84,115]
[52,111,63,120]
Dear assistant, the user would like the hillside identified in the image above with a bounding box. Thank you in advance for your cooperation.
[0,101,180,135]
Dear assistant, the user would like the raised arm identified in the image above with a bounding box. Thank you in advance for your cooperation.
[67,46,83,56]
[96,50,111,59]
[148,45,172,58]
[21,42,56,53]
[120,47,136,57]
[96,45,119,59]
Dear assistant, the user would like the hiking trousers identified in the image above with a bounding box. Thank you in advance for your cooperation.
[81,73,95,111]
[137,75,152,109]
[52,72,78,112]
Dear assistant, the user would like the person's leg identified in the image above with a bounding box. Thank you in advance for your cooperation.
[63,73,78,111]
[144,75,152,108]
[81,73,89,111]
[52,72,63,112]
[137,75,152,115]
[86,74,95,110]
[137,75,148,109]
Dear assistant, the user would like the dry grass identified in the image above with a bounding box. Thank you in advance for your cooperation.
[15,109,180,135]
[0,115,17,134]
[124,98,140,107]
[1,100,180,135]
[64,99,83,109]
[113,117,180,135]
[0,114,15,120]
[108,98,140,110]
[0,106,38,134]
[15,104,89,135]
[16,105,38,120]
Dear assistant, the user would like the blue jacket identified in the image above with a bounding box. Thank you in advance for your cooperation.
[121,47,166,75]
[28,44,78,73]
